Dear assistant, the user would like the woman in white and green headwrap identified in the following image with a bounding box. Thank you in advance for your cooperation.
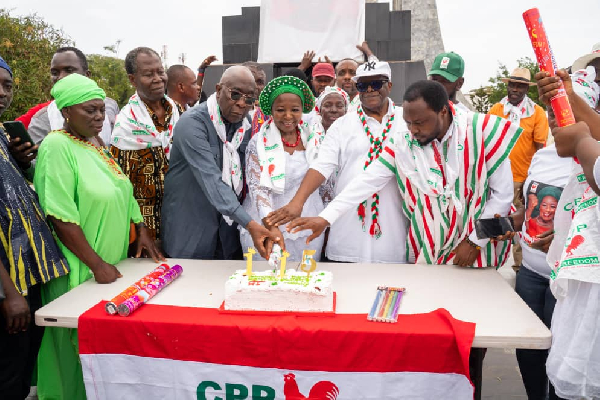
[309,86,350,147]
[241,76,331,261]
[34,73,163,400]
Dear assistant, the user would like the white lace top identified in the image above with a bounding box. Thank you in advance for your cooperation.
[239,134,333,261]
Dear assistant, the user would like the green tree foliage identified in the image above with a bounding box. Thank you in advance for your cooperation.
[0,12,133,120]
[470,57,544,113]
[0,9,73,120]
[88,54,134,108]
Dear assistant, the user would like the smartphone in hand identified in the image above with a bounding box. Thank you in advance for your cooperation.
[3,121,35,147]
[474,217,514,239]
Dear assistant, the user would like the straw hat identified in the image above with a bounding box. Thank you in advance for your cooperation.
[501,67,535,86]
[572,42,600,72]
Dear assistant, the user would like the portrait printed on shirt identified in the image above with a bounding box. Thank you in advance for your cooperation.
[523,180,563,244]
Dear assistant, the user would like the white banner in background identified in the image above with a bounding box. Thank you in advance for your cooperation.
[257,0,365,63]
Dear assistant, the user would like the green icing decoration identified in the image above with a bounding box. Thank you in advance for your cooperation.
[245,273,310,287]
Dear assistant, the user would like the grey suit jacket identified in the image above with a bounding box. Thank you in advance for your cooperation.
[161,102,253,259]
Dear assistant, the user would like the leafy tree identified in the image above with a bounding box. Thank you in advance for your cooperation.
[470,57,544,113]
[0,12,133,119]
[88,53,134,108]
[0,9,73,120]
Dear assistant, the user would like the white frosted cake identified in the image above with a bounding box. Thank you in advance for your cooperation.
[224,269,334,312]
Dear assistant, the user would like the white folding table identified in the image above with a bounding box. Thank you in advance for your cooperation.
[36,258,551,399]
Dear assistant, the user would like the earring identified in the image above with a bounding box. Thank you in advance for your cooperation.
[66,117,70,124]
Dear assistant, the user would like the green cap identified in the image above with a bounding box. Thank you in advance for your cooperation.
[429,52,464,83]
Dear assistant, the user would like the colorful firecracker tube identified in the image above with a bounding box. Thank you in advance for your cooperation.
[523,8,576,127]
[117,264,184,317]
[368,286,405,323]
[105,263,171,314]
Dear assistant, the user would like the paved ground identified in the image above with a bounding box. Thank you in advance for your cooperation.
[483,348,527,399]
[482,258,528,399]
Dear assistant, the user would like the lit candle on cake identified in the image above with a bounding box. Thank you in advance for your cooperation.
[244,247,256,276]
[279,251,290,279]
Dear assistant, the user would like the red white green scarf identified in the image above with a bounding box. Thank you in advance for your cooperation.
[256,119,315,195]
[379,107,522,267]
[500,95,535,126]
[207,93,250,198]
[111,92,180,155]
[356,103,396,238]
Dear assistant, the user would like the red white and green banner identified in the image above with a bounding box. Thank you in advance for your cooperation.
[79,302,475,399]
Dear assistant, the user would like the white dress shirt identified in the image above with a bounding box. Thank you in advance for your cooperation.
[312,98,408,263]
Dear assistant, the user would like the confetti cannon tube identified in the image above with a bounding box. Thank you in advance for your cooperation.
[117,264,183,316]
[105,263,171,315]
[523,8,575,127]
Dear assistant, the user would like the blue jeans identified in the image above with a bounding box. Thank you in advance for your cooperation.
[515,266,557,400]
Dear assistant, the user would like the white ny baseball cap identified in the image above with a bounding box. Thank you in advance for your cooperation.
[352,60,392,82]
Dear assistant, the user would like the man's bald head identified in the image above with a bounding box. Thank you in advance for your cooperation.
[166,64,200,107]
[167,65,192,90]
[219,65,256,88]
[216,65,256,123]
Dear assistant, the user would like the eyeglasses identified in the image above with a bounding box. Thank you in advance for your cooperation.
[356,80,389,92]
[222,85,255,105]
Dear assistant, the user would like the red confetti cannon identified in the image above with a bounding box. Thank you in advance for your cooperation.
[523,8,575,127]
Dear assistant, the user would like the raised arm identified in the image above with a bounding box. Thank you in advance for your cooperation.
[298,50,316,72]
[196,55,217,94]
[536,69,600,140]
[356,41,379,63]
[553,121,600,195]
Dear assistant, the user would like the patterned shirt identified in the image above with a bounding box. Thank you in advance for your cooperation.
[0,126,69,295]
[110,98,177,241]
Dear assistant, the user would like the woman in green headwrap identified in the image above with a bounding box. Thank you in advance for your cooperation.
[525,185,562,238]
[241,75,331,261]
[34,73,164,400]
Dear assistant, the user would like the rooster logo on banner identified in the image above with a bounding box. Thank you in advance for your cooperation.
[284,373,339,400]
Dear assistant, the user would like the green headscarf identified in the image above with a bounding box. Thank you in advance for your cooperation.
[50,73,106,110]
[259,75,315,116]
[532,186,562,218]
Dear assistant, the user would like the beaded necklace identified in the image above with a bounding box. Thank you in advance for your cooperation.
[356,103,395,239]
[281,128,301,147]
[59,130,126,180]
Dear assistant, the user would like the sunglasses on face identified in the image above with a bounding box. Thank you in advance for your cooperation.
[356,80,389,92]
[222,85,255,105]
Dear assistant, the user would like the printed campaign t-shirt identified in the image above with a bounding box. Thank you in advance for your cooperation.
[520,144,575,278]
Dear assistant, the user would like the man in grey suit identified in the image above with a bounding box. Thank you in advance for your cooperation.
[162,66,279,260]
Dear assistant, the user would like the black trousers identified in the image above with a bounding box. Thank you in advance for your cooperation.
[0,284,44,400]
